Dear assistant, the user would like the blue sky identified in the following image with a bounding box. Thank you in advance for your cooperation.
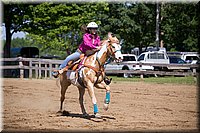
[1,24,26,40]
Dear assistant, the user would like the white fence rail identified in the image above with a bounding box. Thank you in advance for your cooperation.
[1,57,62,79]
[1,57,199,79]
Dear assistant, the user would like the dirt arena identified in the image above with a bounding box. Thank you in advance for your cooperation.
[2,78,199,132]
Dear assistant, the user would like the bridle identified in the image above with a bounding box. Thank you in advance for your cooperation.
[107,41,121,58]
[82,40,121,85]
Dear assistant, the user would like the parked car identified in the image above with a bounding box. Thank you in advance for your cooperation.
[11,47,39,58]
[167,56,190,71]
[196,59,200,72]
[137,51,169,71]
[40,54,61,59]
[105,54,137,78]
[167,52,200,64]
[181,53,200,64]
[3,47,39,78]
[169,56,187,64]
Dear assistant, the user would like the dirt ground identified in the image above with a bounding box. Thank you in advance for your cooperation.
[1,78,199,132]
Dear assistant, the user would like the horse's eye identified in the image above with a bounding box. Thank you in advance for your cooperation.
[112,45,115,48]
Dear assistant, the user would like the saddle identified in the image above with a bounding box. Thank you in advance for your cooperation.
[67,49,98,71]
[67,54,85,71]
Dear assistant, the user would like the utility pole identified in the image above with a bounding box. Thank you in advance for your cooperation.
[155,1,160,51]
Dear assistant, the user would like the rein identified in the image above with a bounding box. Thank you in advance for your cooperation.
[107,42,120,56]
[83,52,104,84]
[81,40,120,85]
[82,42,113,84]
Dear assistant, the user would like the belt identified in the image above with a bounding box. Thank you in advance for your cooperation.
[76,49,83,54]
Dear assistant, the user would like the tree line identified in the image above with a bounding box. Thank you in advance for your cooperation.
[3,2,198,58]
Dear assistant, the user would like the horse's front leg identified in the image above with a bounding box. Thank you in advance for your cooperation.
[86,81,101,118]
[95,82,110,111]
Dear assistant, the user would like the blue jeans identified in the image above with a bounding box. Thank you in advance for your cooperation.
[59,51,81,69]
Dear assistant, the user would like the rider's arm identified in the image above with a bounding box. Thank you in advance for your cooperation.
[83,34,100,49]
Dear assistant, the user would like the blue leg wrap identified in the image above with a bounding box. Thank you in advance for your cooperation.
[93,104,98,114]
[105,91,110,104]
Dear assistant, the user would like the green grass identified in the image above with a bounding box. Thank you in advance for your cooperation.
[109,76,198,85]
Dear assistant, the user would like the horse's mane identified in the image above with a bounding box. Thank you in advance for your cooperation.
[101,35,119,46]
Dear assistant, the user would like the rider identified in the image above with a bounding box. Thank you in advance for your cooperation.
[52,22,107,79]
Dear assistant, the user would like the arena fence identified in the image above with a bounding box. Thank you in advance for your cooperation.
[1,57,199,79]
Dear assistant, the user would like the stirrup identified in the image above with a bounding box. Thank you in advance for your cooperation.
[104,77,112,85]
[52,71,59,78]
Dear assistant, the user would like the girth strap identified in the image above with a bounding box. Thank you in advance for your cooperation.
[83,64,102,76]
[83,64,103,84]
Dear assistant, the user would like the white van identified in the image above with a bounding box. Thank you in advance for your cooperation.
[137,51,170,70]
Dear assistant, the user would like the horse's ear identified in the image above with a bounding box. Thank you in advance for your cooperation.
[108,32,112,38]
[109,37,119,43]
[107,32,119,43]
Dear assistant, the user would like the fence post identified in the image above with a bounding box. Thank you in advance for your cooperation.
[19,57,24,79]
[29,59,32,79]
[55,64,58,69]
[192,68,196,76]
[35,64,38,79]
[45,63,47,79]
[49,63,52,79]
[139,62,144,79]
[39,60,41,79]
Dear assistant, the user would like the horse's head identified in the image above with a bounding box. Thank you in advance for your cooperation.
[106,33,123,63]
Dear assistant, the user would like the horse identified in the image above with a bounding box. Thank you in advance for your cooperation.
[58,34,123,118]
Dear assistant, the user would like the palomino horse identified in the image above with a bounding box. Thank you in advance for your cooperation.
[59,35,123,118]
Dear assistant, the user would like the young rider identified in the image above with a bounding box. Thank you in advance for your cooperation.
[52,22,103,78]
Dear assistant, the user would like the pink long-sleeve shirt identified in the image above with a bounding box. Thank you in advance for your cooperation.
[78,33,101,53]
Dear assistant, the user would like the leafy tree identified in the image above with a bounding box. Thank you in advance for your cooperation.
[161,3,198,52]
[3,2,198,59]
[3,4,31,57]
[99,3,156,54]
[11,37,31,48]
[22,2,109,58]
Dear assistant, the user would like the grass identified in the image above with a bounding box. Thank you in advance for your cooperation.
[109,75,198,85]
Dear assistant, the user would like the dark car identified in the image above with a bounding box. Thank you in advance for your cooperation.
[167,56,191,72]
[169,56,187,64]
[3,47,39,78]
[11,47,39,58]
[40,54,61,59]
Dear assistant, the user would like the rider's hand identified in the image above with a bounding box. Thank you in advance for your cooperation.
[96,46,101,51]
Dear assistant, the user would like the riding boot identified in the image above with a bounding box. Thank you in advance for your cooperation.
[104,76,112,85]
[52,66,69,78]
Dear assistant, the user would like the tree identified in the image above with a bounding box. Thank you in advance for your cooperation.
[3,4,31,57]
[161,3,198,52]
[101,3,156,53]
[3,2,198,59]
[22,2,109,58]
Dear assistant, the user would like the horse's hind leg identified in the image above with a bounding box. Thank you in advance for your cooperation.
[78,87,87,116]
[59,78,71,112]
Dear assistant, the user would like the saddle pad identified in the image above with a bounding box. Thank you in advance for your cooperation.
[66,71,80,87]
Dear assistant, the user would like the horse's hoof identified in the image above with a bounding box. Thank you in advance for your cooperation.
[62,110,70,116]
[94,113,102,119]
[82,113,89,118]
[57,110,63,114]
[103,103,109,111]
